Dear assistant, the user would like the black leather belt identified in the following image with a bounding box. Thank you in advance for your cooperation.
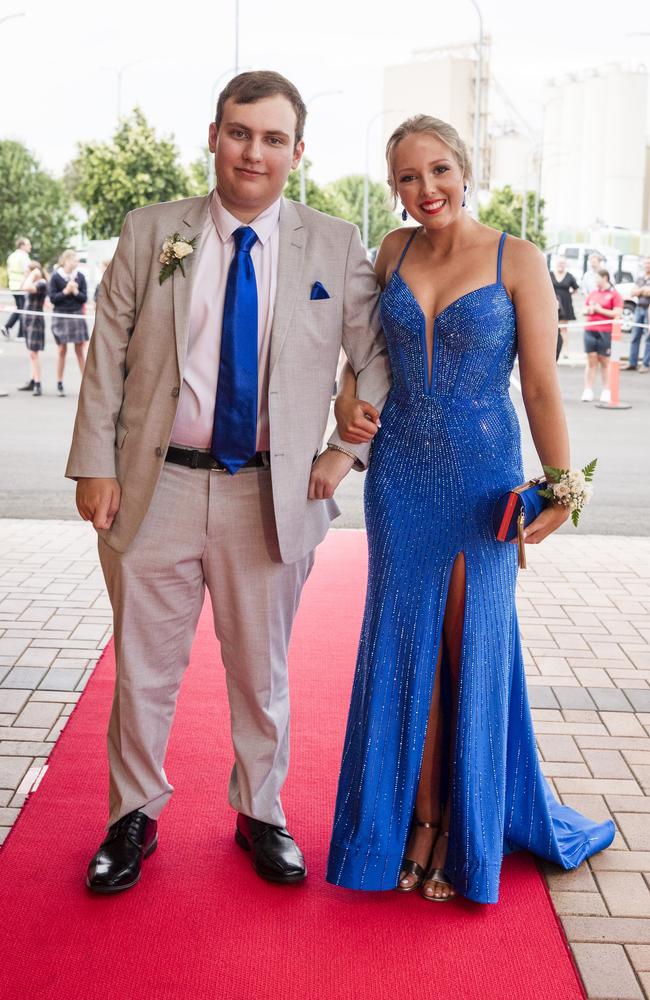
[165,446,270,472]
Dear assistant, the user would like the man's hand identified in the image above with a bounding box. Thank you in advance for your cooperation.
[308,449,355,500]
[76,477,121,530]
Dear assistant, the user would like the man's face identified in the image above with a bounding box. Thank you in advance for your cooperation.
[589,254,602,271]
[209,95,304,220]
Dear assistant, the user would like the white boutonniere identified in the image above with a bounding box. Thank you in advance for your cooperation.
[158,233,199,285]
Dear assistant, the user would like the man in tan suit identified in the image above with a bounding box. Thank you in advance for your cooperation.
[66,70,390,893]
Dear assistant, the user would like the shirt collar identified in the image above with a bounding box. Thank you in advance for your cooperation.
[210,189,281,247]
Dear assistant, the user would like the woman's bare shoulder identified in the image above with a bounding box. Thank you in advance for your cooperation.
[375,227,417,285]
[500,233,545,270]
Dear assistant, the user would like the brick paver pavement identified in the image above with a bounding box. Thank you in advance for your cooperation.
[1,519,649,999]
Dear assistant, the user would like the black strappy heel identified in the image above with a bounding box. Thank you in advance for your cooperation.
[396,820,439,893]
[421,831,456,902]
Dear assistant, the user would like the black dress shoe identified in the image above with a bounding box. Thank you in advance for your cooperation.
[86,810,158,894]
[18,379,34,391]
[235,813,307,884]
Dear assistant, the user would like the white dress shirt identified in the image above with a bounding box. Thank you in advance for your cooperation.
[171,190,281,451]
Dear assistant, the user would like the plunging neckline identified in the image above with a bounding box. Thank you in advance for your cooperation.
[391,271,503,325]
[387,271,511,394]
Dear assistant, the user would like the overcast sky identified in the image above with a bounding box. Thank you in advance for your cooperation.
[2,0,649,185]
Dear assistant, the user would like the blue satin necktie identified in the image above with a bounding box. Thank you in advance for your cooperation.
[211,226,259,474]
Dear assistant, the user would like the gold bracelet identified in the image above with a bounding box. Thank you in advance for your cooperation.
[327,443,357,462]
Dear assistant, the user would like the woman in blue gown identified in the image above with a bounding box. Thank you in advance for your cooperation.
[326,115,615,905]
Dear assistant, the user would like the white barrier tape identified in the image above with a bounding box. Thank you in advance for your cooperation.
[559,317,650,332]
[1,305,92,321]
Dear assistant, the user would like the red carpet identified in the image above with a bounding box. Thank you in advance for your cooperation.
[0,531,585,1000]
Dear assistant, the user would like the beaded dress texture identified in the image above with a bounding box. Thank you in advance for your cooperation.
[326,230,615,904]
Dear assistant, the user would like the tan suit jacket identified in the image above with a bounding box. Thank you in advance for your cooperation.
[66,194,390,563]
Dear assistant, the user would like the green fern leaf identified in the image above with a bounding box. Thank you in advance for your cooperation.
[582,458,598,482]
[542,465,565,483]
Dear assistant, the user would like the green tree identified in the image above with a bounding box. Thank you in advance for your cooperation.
[283,159,346,217]
[186,149,211,198]
[0,140,74,267]
[479,185,546,250]
[327,175,398,249]
[66,108,191,238]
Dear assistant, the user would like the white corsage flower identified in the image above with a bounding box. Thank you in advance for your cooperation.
[159,232,199,285]
[538,459,597,527]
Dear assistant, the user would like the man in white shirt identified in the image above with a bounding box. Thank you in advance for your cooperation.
[67,71,390,893]
[2,236,31,343]
[580,252,605,296]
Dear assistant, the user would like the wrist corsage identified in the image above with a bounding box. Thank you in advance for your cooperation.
[538,459,597,526]
[159,233,199,285]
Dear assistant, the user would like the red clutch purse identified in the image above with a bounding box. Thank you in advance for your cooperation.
[492,477,547,569]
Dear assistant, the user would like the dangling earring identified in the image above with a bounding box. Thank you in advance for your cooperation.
[462,184,468,208]
[401,206,408,222]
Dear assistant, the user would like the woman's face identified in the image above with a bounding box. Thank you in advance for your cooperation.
[64,255,79,274]
[392,132,465,231]
[555,258,567,275]
[596,273,609,291]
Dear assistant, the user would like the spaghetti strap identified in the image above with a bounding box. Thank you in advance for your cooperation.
[394,228,420,275]
[496,231,507,285]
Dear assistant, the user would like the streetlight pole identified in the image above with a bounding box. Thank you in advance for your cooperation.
[0,12,26,397]
[101,60,143,119]
[299,90,343,205]
[364,109,400,248]
[521,156,528,240]
[468,0,484,216]
[0,12,25,28]
[234,0,240,74]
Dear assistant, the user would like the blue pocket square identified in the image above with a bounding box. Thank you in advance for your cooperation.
[310,281,330,300]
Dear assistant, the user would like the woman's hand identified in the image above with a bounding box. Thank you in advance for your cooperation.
[521,502,570,545]
[334,395,380,444]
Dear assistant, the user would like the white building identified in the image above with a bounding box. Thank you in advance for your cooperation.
[542,65,648,236]
[489,129,535,194]
[382,48,489,191]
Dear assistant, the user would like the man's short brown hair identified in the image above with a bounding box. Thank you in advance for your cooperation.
[215,70,307,145]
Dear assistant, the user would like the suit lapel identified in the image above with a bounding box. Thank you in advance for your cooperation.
[270,199,305,376]
[172,194,211,375]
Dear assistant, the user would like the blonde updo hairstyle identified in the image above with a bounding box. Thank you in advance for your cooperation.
[386,114,474,204]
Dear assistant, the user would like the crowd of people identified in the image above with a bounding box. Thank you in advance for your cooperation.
[549,250,650,402]
[2,236,89,396]
[3,236,650,406]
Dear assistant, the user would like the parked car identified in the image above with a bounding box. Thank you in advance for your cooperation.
[550,243,611,276]
[615,277,638,333]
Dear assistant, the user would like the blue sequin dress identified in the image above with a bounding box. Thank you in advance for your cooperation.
[327,230,615,904]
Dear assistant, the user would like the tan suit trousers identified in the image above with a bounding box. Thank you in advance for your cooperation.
[99,460,314,829]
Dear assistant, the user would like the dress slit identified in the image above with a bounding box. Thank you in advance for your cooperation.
[401,551,467,857]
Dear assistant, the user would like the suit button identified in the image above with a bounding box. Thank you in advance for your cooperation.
[171,387,179,397]
[155,447,163,457]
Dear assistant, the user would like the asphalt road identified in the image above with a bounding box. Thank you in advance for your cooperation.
[0,334,648,534]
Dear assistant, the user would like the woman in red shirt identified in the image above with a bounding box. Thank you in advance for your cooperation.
[582,269,623,402]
